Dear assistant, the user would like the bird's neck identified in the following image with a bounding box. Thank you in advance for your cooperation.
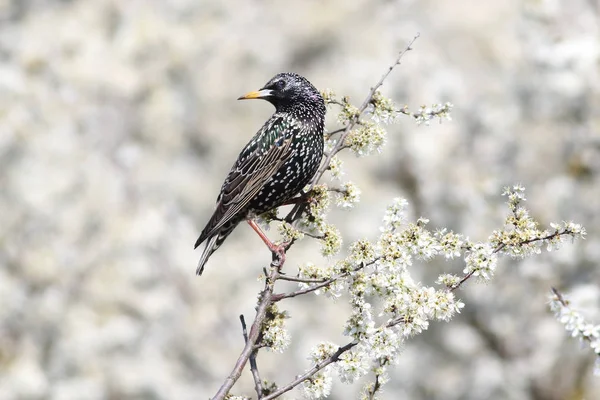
[275,100,326,124]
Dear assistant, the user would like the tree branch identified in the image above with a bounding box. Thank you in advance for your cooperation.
[282,33,421,225]
[239,315,263,398]
[310,32,420,188]
[275,275,329,284]
[272,259,378,302]
[211,256,282,400]
[367,373,382,400]
[449,229,575,292]
[261,341,358,400]
[272,274,344,302]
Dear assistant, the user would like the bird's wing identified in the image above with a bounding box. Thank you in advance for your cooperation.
[195,122,296,246]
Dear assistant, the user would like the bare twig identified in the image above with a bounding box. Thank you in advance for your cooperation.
[449,271,475,293]
[272,275,343,302]
[240,315,263,398]
[261,341,358,400]
[325,127,346,139]
[299,231,325,240]
[551,287,567,305]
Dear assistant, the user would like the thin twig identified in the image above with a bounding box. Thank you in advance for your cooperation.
[300,231,325,240]
[551,287,566,305]
[325,127,346,139]
[261,341,358,400]
[272,275,343,301]
[367,373,382,400]
[275,275,329,284]
[240,315,263,398]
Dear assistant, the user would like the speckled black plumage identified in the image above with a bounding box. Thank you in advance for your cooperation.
[195,73,326,275]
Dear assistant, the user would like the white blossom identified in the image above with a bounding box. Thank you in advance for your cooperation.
[278,221,304,242]
[335,181,361,209]
[335,349,370,383]
[262,305,291,353]
[411,102,453,125]
[381,197,409,232]
[345,121,387,157]
[309,342,339,363]
[368,91,399,124]
[343,301,375,341]
[303,371,333,399]
[348,239,376,266]
[435,273,461,288]
[320,223,342,257]
[435,229,465,259]
[366,327,403,359]
[549,289,600,375]
[463,243,497,281]
[328,156,344,180]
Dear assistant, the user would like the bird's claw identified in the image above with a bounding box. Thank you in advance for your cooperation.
[270,241,291,270]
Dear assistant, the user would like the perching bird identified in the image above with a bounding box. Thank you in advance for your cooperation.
[194,73,326,275]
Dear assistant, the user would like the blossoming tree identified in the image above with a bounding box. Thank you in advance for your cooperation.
[211,35,589,400]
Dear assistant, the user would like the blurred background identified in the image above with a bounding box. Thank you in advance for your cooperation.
[1,0,599,398]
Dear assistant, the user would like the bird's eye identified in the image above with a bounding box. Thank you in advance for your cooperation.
[274,80,286,90]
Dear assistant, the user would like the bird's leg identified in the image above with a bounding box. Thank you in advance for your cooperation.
[247,219,287,267]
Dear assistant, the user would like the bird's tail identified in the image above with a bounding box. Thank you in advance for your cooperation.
[196,230,233,275]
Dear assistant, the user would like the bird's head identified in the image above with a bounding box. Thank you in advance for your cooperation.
[238,72,324,114]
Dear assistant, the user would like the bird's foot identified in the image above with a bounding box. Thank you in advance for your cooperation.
[269,241,290,269]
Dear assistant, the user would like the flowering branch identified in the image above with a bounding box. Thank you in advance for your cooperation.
[550,287,600,375]
[449,228,582,292]
[274,187,584,398]
[311,32,421,187]
[213,36,586,399]
[262,342,358,400]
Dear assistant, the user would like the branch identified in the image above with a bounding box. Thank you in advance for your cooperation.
[550,287,600,353]
[261,341,358,400]
[310,33,421,188]
[449,229,575,292]
[325,127,346,139]
[282,33,421,226]
[367,373,382,400]
[275,275,329,284]
[239,315,263,398]
[272,274,344,302]
[212,257,282,400]
[272,259,378,302]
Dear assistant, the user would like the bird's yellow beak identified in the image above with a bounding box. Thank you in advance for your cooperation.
[237,89,273,100]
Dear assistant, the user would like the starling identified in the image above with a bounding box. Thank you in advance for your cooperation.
[194,72,326,275]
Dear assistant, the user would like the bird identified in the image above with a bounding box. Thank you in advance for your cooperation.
[194,72,326,275]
